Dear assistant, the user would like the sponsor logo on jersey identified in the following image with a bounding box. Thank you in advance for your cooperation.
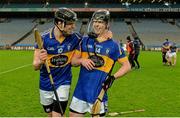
[57,45,64,48]
[96,45,103,48]
[89,55,104,67]
[47,47,55,51]
[50,55,68,66]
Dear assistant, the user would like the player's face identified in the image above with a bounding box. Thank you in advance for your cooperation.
[64,22,76,34]
[92,20,107,35]
[57,21,75,35]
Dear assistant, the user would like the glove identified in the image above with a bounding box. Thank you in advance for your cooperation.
[102,75,115,91]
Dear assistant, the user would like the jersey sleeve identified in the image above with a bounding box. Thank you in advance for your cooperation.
[114,43,128,63]
[73,36,84,55]
[74,43,81,55]
[73,32,82,50]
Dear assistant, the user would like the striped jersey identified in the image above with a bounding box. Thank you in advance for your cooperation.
[35,28,81,91]
[73,36,128,104]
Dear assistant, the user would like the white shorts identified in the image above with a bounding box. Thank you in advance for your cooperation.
[70,96,108,114]
[40,85,70,106]
[166,52,176,58]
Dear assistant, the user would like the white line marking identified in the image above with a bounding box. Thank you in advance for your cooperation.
[0,64,32,75]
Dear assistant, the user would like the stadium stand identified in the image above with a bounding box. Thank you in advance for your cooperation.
[0,0,180,50]
[1,18,180,49]
[17,18,83,46]
[132,19,180,48]
[0,18,35,46]
[110,19,130,42]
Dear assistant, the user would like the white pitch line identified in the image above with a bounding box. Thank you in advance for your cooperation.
[0,64,32,75]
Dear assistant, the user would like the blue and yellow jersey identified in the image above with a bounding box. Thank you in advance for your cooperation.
[73,36,128,104]
[35,28,81,91]
[162,41,170,50]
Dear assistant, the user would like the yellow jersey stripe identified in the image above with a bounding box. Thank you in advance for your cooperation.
[74,49,81,55]
[81,52,114,73]
[118,56,128,63]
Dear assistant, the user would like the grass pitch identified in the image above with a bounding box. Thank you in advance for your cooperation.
[0,50,179,117]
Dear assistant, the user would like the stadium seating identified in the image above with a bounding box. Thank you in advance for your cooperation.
[18,18,83,46]
[132,19,180,47]
[110,19,130,42]
[0,18,35,46]
[0,18,179,48]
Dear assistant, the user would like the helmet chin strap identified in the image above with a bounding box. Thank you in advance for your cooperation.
[54,21,70,37]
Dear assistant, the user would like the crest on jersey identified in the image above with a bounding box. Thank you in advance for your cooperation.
[58,48,63,54]
[105,48,110,55]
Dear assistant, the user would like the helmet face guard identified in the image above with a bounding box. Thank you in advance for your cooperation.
[87,9,110,37]
[92,10,110,23]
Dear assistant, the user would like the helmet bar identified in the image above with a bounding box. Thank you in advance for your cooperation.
[92,9,110,22]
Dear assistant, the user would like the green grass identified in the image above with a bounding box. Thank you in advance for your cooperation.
[0,50,180,117]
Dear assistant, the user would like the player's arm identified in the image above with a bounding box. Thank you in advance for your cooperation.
[71,50,95,70]
[130,42,135,54]
[102,58,131,91]
[71,50,82,66]
[102,42,131,90]
[114,59,131,79]
[33,49,47,71]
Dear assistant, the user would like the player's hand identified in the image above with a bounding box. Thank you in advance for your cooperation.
[102,75,115,91]
[81,58,95,70]
[39,49,47,64]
